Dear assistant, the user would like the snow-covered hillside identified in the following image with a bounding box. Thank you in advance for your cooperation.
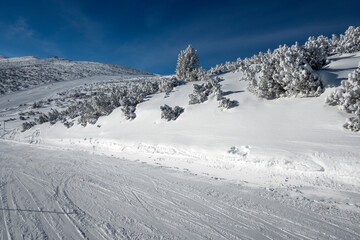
[0,56,152,95]
[6,52,359,186]
[0,52,359,239]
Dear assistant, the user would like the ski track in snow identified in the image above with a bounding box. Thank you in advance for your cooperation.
[0,141,359,240]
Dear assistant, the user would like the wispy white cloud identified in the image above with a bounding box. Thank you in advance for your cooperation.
[3,17,62,56]
[6,17,34,39]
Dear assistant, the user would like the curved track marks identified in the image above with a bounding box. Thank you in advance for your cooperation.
[0,141,359,239]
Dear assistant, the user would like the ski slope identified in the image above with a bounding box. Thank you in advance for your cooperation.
[0,53,360,239]
[1,141,359,239]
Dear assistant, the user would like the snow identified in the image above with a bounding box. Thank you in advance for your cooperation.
[0,56,152,95]
[0,52,360,239]
[1,141,359,239]
[0,56,38,63]
[11,52,359,186]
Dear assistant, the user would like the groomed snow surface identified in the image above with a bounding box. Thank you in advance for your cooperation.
[1,53,360,239]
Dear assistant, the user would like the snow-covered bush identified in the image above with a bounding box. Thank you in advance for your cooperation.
[193,67,209,82]
[189,84,208,104]
[247,44,323,99]
[158,77,179,95]
[326,63,360,132]
[176,45,200,81]
[122,105,136,120]
[48,109,61,124]
[188,80,216,104]
[336,26,360,54]
[343,115,360,132]
[35,113,49,124]
[218,97,238,109]
[32,101,44,109]
[160,105,184,121]
[209,59,242,75]
[302,36,330,70]
[62,105,80,119]
[326,63,360,113]
[22,121,36,132]
[188,77,238,109]
[78,102,99,126]
[21,79,165,130]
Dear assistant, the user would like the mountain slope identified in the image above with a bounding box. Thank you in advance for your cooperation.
[0,56,152,95]
[0,52,359,239]
[9,52,358,186]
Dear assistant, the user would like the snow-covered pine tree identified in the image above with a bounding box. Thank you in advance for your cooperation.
[326,62,360,113]
[326,62,360,131]
[22,121,36,132]
[160,105,184,121]
[247,43,323,99]
[337,26,360,54]
[158,77,179,95]
[176,45,200,81]
[302,36,330,70]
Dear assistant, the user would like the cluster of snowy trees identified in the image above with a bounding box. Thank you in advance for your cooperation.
[209,26,360,77]
[158,76,180,96]
[21,26,360,132]
[22,77,181,131]
[160,105,184,121]
[334,26,360,54]
[208,61,241,75]
[326,63,360,132]
[188,77,238,109]
[206,26,360,100]
[243,43,323,99]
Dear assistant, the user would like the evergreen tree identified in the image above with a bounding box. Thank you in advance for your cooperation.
[326,62,360,114]
[326,62,360,132]
[176,45,200,81]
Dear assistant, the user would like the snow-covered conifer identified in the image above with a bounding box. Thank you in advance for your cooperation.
[47,109,60,124]
[343,114,360,132]
[122,105,136,120]
[189,84,209,104]
[35,113,49,124]
[176,45,200,81]
[337,26,360,53]
[326,62,360,131]
[158,77,179,95]
[218,97,238,109]
[326,62,360,113]
[247,44,323,99]
[160,105,184,121]
[302,37,330,70]
[22,121,36,132]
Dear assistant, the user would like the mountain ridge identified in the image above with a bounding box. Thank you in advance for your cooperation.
[0,56,153,95]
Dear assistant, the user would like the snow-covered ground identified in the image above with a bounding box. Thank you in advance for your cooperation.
[0,56,152,95]
[0,53,360,239]
[1,141,359,239]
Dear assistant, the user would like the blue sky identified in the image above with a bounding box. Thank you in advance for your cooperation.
[0,0,359,74]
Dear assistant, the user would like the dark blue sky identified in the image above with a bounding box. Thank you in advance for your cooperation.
[0,0,359,74]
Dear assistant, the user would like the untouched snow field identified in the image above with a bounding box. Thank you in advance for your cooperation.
[0,53,360,239]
